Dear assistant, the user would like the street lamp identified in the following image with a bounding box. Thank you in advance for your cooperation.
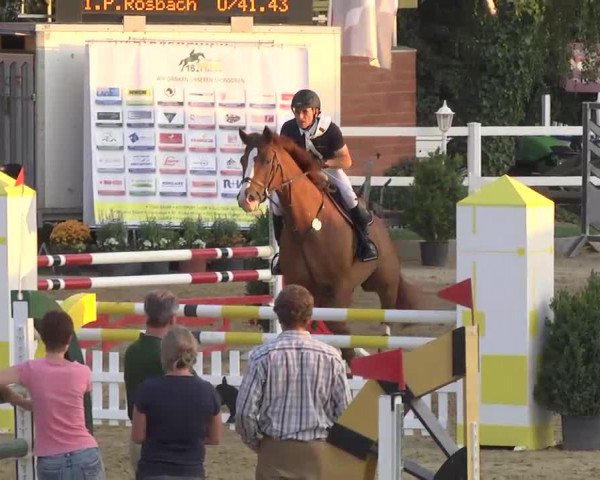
[436,100,455,154]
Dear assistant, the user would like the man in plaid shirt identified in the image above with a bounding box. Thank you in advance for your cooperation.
[235,284,352,480]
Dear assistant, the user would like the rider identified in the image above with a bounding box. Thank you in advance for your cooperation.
[271,89,378,274]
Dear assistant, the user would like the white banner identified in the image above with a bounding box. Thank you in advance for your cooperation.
[85,41,308,226]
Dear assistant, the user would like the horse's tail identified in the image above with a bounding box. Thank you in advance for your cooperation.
[395,271,424,310]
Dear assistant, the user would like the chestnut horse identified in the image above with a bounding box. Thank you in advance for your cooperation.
[237,127,420,363]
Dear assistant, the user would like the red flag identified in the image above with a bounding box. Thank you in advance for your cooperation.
[15,167,25,186]
[350,349,405,389]
[437,279,473,309]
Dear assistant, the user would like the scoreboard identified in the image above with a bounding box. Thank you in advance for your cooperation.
[56,0,313,24]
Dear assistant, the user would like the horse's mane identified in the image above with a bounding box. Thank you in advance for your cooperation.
[272,133,321,173]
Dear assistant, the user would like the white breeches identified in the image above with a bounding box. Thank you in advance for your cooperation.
[269,168,357,216]
[324,168,358,209]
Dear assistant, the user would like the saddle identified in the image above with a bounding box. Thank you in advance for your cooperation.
[326,184,374,227]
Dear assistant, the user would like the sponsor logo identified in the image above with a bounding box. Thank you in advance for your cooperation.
[164,87,176,97]
[163,112,177,123]
[162,156,179,166]
[226,133,239,143]
[97,87,120,97]
[101,132,119,143]
[225,114,241,123]
[251,114,275,123]
[227,158,237,168]
[97,112,121,121]
[192,180,216,187]
[188,92,214,102]
[126,132,154,151]
[128,89,151,96]
[190,137,215,147]
[99,179,123,186]
[128,110,152,120]
[160,133,184,144]
[222,178,243,189]
[131,180,154,188]
[179,49,205,71]
[178,49,221,73]
[189,113,212,121]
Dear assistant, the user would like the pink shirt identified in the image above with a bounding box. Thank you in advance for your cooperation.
[16,358,98,457]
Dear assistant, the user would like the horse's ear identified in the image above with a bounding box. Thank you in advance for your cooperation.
[262,125,274,142]
[239,128,249,145]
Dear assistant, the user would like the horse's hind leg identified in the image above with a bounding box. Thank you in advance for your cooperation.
[363,274,400,337]
[375,284,400,337]
[313,287,355,366]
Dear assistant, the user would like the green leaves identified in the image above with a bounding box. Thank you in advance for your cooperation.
[535,272,600,416]
[403,151,467,242]
[398,0,600,172]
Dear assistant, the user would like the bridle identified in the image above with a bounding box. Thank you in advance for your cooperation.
[241,148,313,206]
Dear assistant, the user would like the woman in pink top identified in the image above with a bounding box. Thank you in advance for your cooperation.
[0,310,105,480]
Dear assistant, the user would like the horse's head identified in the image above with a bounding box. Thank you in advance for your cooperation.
[237,126,289,213]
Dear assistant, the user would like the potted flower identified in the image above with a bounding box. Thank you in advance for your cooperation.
[176,216,210,273]
[47,219,92,275]
[534,271,600,451]
[403,150,467,266]
[49,219,92,254]
[206,217,247,271]
[94,216,140,276]
[137,218,177,274]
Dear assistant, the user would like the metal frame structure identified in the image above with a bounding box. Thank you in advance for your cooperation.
[568,102,600,256]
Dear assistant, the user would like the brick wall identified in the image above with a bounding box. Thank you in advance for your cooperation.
[341,47,417,176]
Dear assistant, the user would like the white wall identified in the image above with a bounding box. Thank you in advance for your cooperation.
[29,24,341,218]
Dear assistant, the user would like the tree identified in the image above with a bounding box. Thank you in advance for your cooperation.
[399,0,600,174]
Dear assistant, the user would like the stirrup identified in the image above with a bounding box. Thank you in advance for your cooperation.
[271,253,282,275]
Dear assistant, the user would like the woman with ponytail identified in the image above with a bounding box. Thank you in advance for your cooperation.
[131,326,222,480]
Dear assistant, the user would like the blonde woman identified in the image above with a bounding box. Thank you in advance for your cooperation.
[132,326,222,480]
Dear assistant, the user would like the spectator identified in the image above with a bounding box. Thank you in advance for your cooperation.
[131,325,222,480]
[124,290,178,472]
[0,310,105,479]
[235,284,352,480]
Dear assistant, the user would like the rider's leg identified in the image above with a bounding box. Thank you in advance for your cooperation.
[324,168,378,261]
[270,194,284,275]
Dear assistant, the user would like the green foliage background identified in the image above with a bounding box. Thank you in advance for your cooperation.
[535,272,600,416]
[399,0,600,174]
[403,151,467,241]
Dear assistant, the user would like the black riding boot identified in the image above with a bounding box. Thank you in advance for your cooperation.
[271,215,284,275]
[349,205,379,261]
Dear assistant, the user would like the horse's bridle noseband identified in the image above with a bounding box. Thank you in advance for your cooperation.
[242,149,311,204]
[241,147,324,231]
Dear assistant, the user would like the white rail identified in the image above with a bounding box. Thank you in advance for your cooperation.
[82,349,454,436]
[341,122,591,192]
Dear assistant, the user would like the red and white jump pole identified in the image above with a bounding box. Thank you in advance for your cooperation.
[38,246,274,267]
[38,269,273,291]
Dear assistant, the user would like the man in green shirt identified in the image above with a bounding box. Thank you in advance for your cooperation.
[124,290,178,472]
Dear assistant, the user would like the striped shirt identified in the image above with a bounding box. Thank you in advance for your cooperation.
[235,330,352,449]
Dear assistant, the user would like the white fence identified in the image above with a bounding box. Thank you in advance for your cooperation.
[343,122,591,193]
[84,349,455,436]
